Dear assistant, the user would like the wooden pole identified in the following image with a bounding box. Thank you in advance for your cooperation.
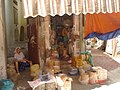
[79,14,85,53]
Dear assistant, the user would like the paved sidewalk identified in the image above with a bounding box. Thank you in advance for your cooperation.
[91,49,120,71]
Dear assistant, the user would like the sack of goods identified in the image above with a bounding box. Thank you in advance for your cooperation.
[92,66,108,84]
[6,64,18,83]
[0,79,14,90]
[78,73,89,85]
[88,71,98,84]
[56,74,73,90]
[30,64,40,80]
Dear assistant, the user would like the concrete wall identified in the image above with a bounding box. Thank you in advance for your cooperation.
[0,0,7,79]
[5,0,27,57]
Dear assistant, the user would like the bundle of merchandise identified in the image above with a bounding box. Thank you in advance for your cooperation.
[72,55,83,68]
[88,71,98,84]
[6,64,18,83]
[72,56,92,71]
[80,52,94,67]
[56,74,73,90]
[30,64,40,80]
[78,72,89,85]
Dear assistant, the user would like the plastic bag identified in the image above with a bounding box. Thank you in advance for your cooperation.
[0,79,14,90]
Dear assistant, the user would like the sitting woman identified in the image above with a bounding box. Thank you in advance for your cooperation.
[14,47,32,74]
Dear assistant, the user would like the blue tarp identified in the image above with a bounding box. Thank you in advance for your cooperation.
[84,28,120,40]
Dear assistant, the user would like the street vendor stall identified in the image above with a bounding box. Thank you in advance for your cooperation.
[23,0,120,64]
[22,0,120,89]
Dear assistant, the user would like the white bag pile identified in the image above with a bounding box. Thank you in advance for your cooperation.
[78,66,107,85]
[92,66,107,84]
[56,74,73,90]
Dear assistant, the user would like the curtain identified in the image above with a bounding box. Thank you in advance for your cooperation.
[23,0,120,18]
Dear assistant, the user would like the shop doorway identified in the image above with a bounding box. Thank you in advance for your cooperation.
[50,14,75,60]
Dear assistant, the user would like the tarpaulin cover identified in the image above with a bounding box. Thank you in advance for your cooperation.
[84,12,120,40]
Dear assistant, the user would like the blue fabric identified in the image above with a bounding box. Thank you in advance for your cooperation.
[18,62,25,72]
[84,28,120,40]
[18,62,30,72]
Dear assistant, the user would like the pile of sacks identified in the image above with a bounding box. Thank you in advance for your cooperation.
[79,66,107,85]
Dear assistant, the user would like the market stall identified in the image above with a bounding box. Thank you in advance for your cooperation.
[22,0,120,90]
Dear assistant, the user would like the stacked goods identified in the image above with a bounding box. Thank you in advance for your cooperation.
[30,64,40,80]
[6,64,18,83]
[72,51,94,68]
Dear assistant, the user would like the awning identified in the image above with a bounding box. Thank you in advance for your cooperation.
[23,0,120,18]
[84,12,120,40]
